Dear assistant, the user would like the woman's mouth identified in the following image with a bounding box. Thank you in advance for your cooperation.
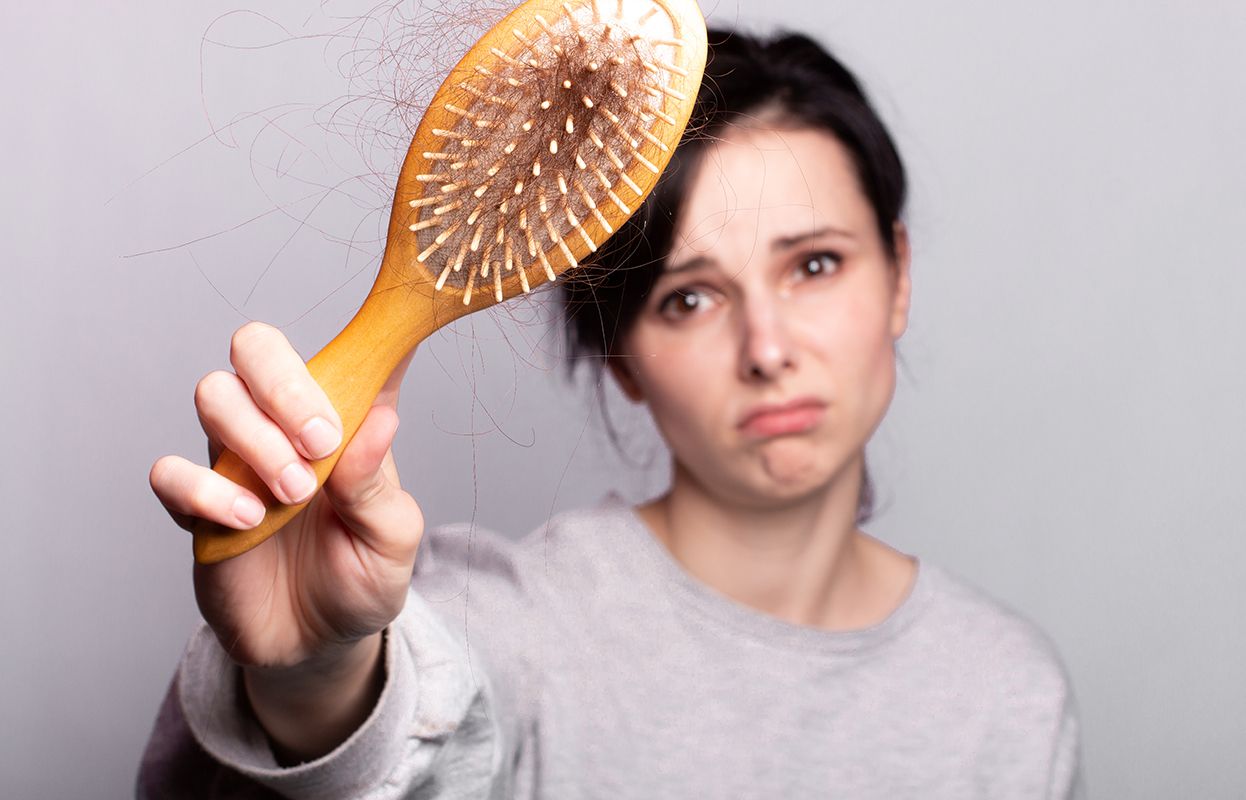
[737,398,826,438]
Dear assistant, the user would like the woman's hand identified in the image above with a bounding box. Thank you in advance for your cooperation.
[150,322,423,760]
[150,321,423,670]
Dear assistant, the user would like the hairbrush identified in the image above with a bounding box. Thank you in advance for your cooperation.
[193,0,707,563]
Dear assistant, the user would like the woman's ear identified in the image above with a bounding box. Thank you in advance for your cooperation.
[607,355,646,403]
[889,221,913,340]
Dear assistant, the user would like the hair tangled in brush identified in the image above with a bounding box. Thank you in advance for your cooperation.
[402,0,698,305]
[560,26,910,523]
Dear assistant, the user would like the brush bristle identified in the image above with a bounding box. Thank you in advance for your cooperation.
[405,0,691,304]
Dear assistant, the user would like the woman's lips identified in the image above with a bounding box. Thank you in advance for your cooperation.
[737,398,826,438]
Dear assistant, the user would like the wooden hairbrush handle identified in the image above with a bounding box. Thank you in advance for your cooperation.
[192,288,438,564]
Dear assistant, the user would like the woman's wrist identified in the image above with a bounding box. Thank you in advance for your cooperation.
[242,630,386,765]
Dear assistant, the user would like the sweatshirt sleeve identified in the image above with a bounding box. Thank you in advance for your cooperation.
[136,590,501,800]
[1046,690,1085,800]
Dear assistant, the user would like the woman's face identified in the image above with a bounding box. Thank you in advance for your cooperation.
[614,125,911,509]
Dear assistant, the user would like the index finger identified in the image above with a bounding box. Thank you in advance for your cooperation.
[228,322,343,461]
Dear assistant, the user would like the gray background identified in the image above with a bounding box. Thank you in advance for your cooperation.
[3,0,1243,797]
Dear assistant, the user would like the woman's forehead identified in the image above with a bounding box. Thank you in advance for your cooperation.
[669,126,871,258]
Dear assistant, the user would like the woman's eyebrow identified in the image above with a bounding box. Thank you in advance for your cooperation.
[770,226,854,252]
[663,254,715,276]
[664,227,854,275]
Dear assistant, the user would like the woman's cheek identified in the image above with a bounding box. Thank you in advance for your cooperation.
[641,344,720,442]
[856,321,899,432]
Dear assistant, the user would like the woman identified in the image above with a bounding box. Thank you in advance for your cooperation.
[140,28,1083,799]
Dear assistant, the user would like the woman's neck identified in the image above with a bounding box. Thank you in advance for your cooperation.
[636,457,915,631]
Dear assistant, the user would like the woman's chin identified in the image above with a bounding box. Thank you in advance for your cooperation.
[755,437,837,483]
[712,441,849,508]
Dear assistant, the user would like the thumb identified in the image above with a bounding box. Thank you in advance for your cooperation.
[323,404,422,557]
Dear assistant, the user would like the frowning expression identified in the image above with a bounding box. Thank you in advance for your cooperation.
[614,125,911,508]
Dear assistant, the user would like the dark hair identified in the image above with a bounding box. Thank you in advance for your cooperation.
[559,27,908,523]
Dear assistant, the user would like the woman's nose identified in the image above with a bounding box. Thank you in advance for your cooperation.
[738,296,794,381]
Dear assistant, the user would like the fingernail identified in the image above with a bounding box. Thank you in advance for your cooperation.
[233,495,265,528]
[299,417,341,460]
[279,463,317,504]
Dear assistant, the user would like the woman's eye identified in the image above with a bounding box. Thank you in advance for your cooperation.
[799,251,841,278]
[658,288,713,319]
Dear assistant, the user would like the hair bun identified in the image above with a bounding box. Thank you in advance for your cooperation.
[703,28,867,105]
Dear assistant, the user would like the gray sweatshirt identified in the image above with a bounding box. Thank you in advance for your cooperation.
[139,498,1083,799]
